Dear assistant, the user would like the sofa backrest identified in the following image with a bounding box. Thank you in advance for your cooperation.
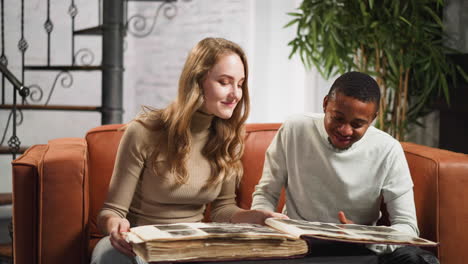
[401,142,468,261]
[238,123,284,211]
[401,142,439,249]
[85,124,125,249]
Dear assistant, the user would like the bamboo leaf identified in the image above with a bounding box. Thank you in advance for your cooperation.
[399,16,412,26]
[440,72,450,103]
[288,42,299,59]
[456,65,468,83]
[385,50,398,75]
[331,29,344,47]
[421,60,431,71]
[287,12,303,17]
[359,1,368,16]
[284,18,300,28]
[423,6,443,27]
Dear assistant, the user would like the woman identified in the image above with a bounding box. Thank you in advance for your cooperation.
[91,37,285,264]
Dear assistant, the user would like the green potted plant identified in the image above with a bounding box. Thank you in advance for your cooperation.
[286,0,468,140]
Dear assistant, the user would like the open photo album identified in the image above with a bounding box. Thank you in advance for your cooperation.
[265,218,437,246]
[125,222,308,262]
[125,218,437,263]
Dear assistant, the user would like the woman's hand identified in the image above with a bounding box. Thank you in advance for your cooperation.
[231,209,289,225]
[108,217,136,257]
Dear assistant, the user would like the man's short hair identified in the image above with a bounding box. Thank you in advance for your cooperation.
[328,71,381,109]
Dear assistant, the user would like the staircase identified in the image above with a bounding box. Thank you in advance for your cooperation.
[0,0,177,157]
[0,0,178,262]
[0,0,121,159]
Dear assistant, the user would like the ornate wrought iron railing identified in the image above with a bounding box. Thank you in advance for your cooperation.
[1,0,180,159]
[126,0,177,38]
[0,63,29,159]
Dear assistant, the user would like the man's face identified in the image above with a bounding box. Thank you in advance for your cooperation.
[323,92,377,150]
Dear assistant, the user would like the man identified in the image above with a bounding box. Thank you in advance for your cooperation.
[251,72,438,264]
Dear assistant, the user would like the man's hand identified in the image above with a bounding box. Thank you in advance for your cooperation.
[231,209,289,225]
[108,218,135,257]
[338,211,355,224]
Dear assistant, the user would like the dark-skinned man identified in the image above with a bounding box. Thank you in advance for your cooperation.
[252,72,438,264]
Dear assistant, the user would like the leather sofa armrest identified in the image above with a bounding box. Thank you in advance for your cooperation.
[402,142,468,264]
[12,138,89,264]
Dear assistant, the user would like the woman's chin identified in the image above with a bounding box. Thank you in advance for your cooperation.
[214,111,234,119]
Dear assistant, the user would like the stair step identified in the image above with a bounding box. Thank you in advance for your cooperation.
[74,26,103,36]
[0,146,28,155]
[0,243,12,260]
[24,65,102,71]
[0,104,101,112]
[0,194,12,206]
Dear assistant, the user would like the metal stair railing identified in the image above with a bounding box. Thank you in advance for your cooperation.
[0,63,29,159]
[0,0,181,159]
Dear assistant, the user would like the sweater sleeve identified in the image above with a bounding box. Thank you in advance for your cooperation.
[209,176,243,223]
[251,124,288,212]
[382,142,419,235]
[98,121,149,220]
[369,142,419,254]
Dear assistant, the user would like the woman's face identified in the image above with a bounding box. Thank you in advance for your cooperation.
[200,53,245,119]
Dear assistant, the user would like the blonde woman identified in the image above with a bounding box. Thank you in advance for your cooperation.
[91,37,285,264]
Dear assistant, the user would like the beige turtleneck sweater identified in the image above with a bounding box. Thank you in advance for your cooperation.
[99,111,242,226]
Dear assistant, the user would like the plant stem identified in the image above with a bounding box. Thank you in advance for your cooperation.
[392,62,404,139]
[361,44,367,71]
[354,49,359,71]
[400,68,410,140]
[374,41,384,131]
[381,57,388,129]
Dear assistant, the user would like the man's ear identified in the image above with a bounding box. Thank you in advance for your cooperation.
[372,102,379,121]
[323,95,329,113]
[372,111,378,123]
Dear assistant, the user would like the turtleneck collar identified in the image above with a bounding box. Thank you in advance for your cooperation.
[190,110,214,134]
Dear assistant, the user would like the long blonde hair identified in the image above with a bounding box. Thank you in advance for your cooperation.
[139,37,250,188]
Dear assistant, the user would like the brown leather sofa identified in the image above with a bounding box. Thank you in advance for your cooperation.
[11,123,468,264]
